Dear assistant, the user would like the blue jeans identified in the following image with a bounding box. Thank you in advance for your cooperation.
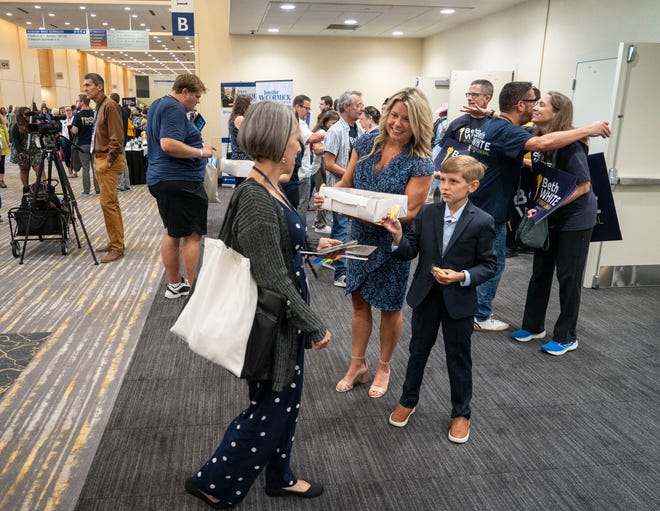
[476,222,507,321]
[329,212,348,278]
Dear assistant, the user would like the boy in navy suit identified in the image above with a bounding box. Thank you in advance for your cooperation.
[382,155,496,443]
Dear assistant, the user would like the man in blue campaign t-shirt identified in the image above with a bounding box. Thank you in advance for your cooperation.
[146,74,215,300]
[468,81,611,332]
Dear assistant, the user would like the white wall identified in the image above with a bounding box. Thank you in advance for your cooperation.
[421,0,660,101]
[196,0,422,149]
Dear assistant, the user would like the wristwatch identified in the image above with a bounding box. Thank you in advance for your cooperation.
[487,109,495,118]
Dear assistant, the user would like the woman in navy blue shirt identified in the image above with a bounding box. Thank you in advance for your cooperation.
[512,92,598,356]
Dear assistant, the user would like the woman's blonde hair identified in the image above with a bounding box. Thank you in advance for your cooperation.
[364,87,433,161]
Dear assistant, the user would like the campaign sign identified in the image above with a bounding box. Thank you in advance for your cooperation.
[588,152,622,242]
[433,138,470,171]
[529,162,577,223]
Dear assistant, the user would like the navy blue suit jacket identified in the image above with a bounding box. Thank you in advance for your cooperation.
[394,200,497,319]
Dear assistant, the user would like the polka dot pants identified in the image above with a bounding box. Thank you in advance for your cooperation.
[193,345,305,506]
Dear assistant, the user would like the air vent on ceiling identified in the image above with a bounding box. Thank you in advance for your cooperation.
[325,24,359,31]
[161,25,167,30]
[149,10,156,16]
[18,7,28,14]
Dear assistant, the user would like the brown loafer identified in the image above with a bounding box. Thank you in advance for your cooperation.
[100,250,123,263]
[448,416,470,444]
[388,404,415,428]
[96,243,112,252]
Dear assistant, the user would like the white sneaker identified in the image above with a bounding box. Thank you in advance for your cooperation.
[474,315,509,331]
[314,225,332,234]
[333,275,347,288]
[165,278,190,299]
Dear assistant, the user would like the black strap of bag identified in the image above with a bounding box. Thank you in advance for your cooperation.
[217,183,287,380]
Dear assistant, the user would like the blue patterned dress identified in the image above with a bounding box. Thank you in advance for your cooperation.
[346,132,434,310]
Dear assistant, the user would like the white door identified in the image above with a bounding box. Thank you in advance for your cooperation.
[572,57,617,156]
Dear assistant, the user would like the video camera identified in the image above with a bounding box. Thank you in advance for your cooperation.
[25,111,66,150]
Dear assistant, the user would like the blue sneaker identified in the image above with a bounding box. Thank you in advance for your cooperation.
[511,329,546,342]
[541,340,578,356]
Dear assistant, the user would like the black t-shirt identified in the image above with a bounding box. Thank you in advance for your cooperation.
[440,114,490,147]
[72,110,94,146]
[532,141,597,231]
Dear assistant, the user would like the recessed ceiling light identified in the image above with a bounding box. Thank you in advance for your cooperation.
[6,13,13,16]
[440,8,455,15]
[64,21,70,25]
[132,14,138,18]
[110,27,115,31]
[102,22,107,26]
[124,7,131,11]
[344,19,357,25]
[268,28,279,33]
[35,5,41,9]
[90,13,96,17]
[74,27,80,30]
[140,23,145,27]
[48,13,54,17]
[281,3,295,9]
[79,6,86,10]
[26,21,32,25]
[392,31,404,36]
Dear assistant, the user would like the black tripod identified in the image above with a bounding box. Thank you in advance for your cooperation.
[15,140,99,264]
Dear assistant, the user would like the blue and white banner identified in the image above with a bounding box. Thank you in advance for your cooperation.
[255,80,294,105]
[27,29,89,49]
[529,162,577,223]
[28,29,149,50]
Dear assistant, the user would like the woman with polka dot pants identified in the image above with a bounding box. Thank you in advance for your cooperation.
[185,101,333,508]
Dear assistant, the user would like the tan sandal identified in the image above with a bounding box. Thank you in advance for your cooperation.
[368,359,391,399]
[336,356,369,393]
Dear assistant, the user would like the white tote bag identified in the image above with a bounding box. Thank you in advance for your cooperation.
[171,237,257,376]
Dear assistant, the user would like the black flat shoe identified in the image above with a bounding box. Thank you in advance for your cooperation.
[265,480,324,498]
[184,478,234,509]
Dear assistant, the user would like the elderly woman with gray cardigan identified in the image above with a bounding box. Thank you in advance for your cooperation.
[185,101,334,509]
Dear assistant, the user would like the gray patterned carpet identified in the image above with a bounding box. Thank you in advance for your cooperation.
[74,191,660,511]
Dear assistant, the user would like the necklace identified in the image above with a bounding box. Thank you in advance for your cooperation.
[251,165,295,211]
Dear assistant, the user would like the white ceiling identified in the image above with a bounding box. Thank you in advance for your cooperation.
[0,0,526,75]
[230,0,527,38]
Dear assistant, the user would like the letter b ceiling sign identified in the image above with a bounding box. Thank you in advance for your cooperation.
[172,13,194,35]
[172,0,194,36]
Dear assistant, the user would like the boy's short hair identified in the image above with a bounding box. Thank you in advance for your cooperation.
[441,155,486,182]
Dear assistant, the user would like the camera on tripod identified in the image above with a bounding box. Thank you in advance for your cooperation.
[26,111,65,150]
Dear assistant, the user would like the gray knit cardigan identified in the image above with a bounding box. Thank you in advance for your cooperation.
[220,179,327,391]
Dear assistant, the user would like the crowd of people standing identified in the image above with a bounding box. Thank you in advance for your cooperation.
[1,73,612,509]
